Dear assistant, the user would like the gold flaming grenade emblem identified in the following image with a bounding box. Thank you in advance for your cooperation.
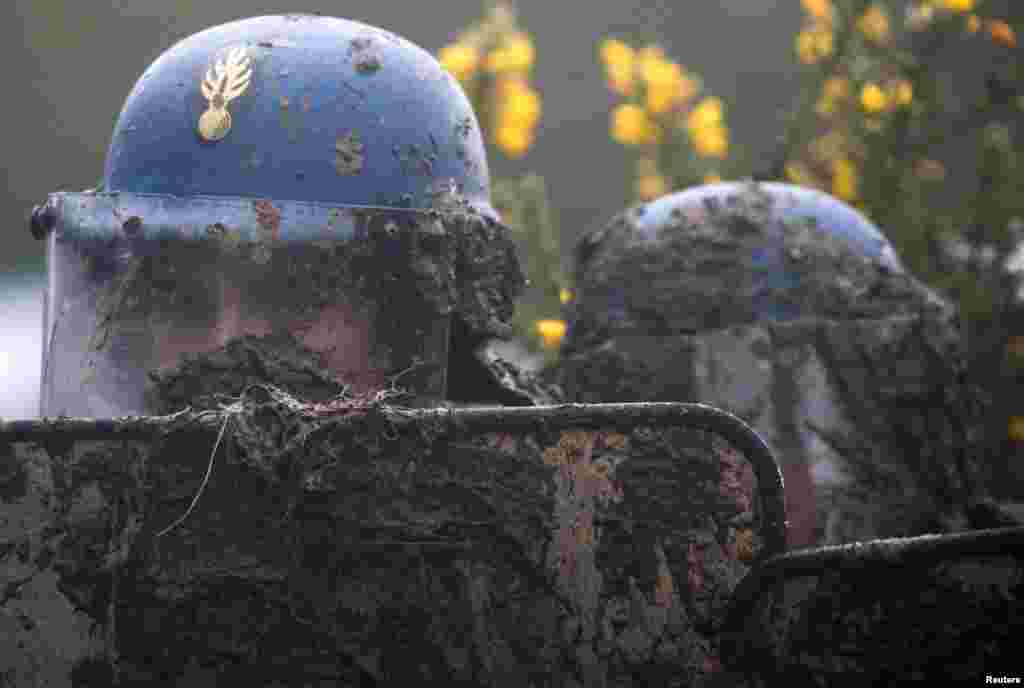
[198,46,253,142]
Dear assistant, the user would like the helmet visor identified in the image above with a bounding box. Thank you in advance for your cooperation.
[39,192,457,416]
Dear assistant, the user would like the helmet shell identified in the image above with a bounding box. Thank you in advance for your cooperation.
[569,181,927,340]
[35,15,525,417]
[105,14,493,215]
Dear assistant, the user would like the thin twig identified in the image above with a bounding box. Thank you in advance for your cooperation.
[155,412,232,538]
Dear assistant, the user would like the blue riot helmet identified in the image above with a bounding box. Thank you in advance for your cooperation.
[568,181,912,343]
[31,15,524,417]
[560,181,962,546]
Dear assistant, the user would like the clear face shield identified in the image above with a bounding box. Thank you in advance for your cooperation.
[34,192,466,417]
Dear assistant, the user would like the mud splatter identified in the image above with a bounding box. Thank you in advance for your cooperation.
[335,131,364,175]
[348,36,382,75]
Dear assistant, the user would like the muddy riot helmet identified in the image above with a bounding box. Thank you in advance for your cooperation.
[30,14,524,417]
[558,181,978,546]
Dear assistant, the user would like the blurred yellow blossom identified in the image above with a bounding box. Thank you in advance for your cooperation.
[987,20,1017,47]
[559,288,573,304]
[687,96,724,131]
[641,51,693,114]
[686,96,729,158]
[966,14,981,33]
[600,38,635,96]
[636,172,669,201]
[703,172,723,184]
[893,79,914,106]
[485,32,535,73]
[536,319,567,349]
[612,103,659,145]
[439,43,480,82]
[860,82,889,112]
[636,157,668,199]
[801,0,833,23]
[692,125,729,158]
[494,124,533,158]
[496,78,542,129]
[796,25,834,64]
[942,0,975,13]
[831,158,859,200]
[857,5,891,44]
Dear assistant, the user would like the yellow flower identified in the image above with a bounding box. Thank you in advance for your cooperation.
[497,79,542,129]
[612,103,659,145]
[600,38,635,96]
[687,96,723,131]
[857,5,891,44]
[796,25,834,63]
[796,30,816,64]
[494,125,533,158]
[1009,416,1024,442]
[987,20,1017,47]
[860,82,889,112]
[636,173,669,201]
[559,287,573,304]
[691,124,729,158]
[893,79,914,106]
[485,32,535,74]
[812,26,834,58]
[639,47,691,114]
[801,0,833,22]
[831,158,859,200]
[942,0,975,13]
[966,14,981,33]
[703,172,723,184]
[438,43,480,82]
[688,100,729,158]
[536,319,567,349]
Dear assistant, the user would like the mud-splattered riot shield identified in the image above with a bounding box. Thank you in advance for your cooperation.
[0,397,788,685]
[1,392,1021,685]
